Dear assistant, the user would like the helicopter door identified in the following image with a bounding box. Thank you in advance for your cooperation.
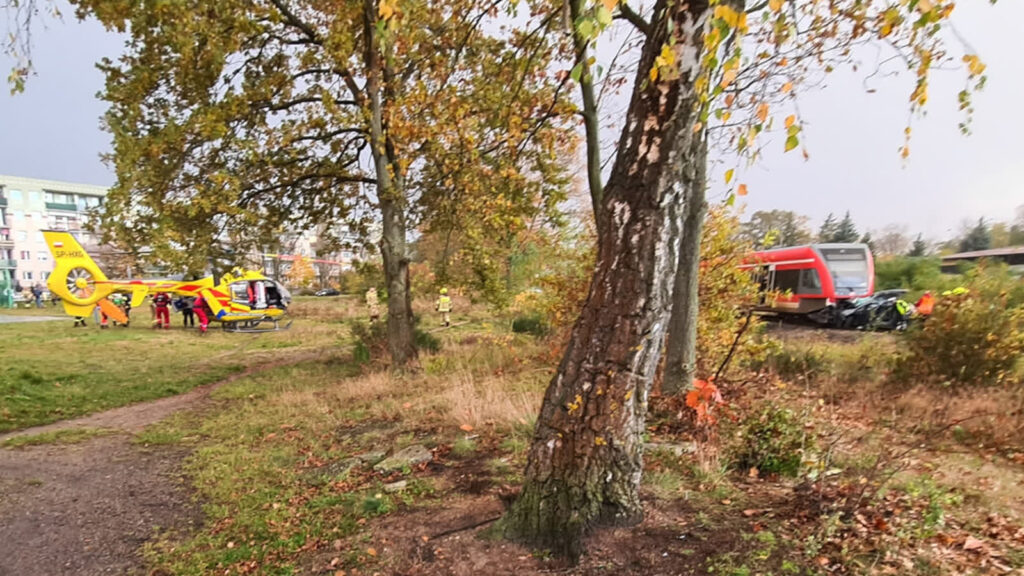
[251,281,267,309]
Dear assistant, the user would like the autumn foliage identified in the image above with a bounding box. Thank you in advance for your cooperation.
[896,267,1024,388]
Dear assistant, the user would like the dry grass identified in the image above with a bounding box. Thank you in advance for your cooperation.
[438,370,542,429]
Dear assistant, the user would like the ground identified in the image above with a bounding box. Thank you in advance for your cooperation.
[0,297,1022,575]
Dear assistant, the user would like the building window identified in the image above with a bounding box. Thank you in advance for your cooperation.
[78,195,102,210]
[45,191,74,205]
[29,191,41,202]
[41,271,50,280]
[9,190,23,203]
[37,251,48,261]
[22,271,32,280]
[20,250,31,260]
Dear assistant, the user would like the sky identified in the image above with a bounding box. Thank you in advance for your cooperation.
[1,1,1022,242]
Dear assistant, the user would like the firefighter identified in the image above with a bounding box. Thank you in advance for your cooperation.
[915,290,935,316]
[153,292,172,329]
[436,287,452,328]
[366,287,380,323]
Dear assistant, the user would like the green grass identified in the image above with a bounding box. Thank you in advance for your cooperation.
[1,426,117,448]
[0,307,348,433]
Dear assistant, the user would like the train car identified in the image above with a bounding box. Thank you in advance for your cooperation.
[740,243,875,323]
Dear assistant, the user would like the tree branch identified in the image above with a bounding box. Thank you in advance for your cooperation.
[615,4,651,36]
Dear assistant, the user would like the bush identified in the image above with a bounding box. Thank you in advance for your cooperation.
[894,267,1024,387]
[511,315,548,337]
[349,315,441,362]
[730,405,806,477]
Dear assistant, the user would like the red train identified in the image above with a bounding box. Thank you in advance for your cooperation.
[740,243,875,323]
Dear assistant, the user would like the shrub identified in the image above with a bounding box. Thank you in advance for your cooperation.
[349,315,441,362]
[730,405,806,477]
[511,315,548,337]
[763,345,832,382]
[894,266,1024,388]
[696,206,774,378]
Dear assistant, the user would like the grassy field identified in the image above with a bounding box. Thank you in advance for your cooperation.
[0,297,352,433]
[4,295,1023,575]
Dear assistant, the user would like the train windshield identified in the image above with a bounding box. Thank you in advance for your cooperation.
[820,247,869,293]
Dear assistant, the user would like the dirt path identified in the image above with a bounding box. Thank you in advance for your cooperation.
[0,351,327,576]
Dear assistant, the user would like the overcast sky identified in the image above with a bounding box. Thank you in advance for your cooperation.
[1,1,1021,242]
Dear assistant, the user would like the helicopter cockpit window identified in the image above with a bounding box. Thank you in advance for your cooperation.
[230,281,249,304]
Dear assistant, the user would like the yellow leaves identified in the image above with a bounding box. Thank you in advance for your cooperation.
[601,0,619,12]
[963,54,986,77]
[784,115,796,129]
[719,67,737,89]
[769,0,783,13]
[378,0,395,20]
[917,0,934,13]
[724,168,735,184]
[650,44,678,84]
[781,81,793,94]
[756,102,769,124]
[737,183,748,196]
[713,4,747,31]
[367,547,377,557]
[724,93,736,108]
[459,424,474,432]
[594,436,607,446]
[566,394,583,414]
[910,80,928,106]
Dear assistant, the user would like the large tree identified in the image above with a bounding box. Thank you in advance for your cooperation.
[68,0,572,366]
[739,209,812,249]
[505,0,992,559]
[959,218,992,252]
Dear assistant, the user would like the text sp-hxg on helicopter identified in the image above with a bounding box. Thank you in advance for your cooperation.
[43,230,292,333]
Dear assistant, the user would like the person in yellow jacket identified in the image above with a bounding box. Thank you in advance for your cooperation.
[436,288,452,327]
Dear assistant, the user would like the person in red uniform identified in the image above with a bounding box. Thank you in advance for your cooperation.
[193,293,209,334]
[153,292,172,329]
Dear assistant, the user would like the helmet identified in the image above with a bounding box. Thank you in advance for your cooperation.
[440,288,448,295]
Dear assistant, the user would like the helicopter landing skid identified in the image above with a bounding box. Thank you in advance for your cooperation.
[221,318,293,333]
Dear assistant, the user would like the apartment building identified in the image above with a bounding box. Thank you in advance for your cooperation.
[0,174,108,289]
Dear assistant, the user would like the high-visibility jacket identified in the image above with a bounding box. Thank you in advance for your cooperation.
[915,294,935,315]
[437,295,452,313]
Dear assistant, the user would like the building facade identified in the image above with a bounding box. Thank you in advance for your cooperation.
[0,174,108,290]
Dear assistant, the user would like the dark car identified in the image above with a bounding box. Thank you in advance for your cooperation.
[315,288,341,297]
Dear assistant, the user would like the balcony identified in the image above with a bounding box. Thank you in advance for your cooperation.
[46,201,78,212]
[0,259,16,269]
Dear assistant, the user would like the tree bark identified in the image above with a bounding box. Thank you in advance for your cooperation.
[503,0,710,559]
[364,0,417,367]
[662,137,708,395]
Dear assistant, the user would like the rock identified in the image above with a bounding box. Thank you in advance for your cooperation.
[383,480,408,493]
[373,445,433,473]
[643,442,696,457]
[357,450,388,465]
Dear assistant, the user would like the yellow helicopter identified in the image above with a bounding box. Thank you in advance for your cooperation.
[43,230,292,332]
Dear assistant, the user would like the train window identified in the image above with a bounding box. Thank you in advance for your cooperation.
[799,269,822,294]
[820,247,869,292]
[774,269,801,294]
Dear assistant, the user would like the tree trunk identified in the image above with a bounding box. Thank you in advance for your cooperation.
[379,197,417,366]
[364,0,416,367]
[569,0,605,234]
[662,137,708,395]
[503,0,710,559]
